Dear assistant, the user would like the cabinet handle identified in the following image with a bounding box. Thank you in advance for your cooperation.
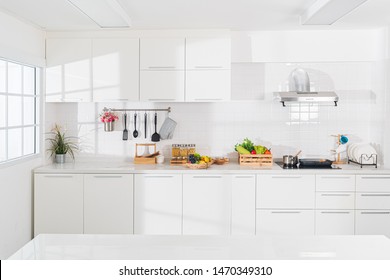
[43,175,74,178]
[148,99,176,101]
[360,194,390,197]
[194,98,223,101]
[320,176,352,179]
[93,175,123,178]
[193,176,222,179]
[144,175,174,178]
[271,176,302,179]
[234,176,254,179]
[361,212,390,215]
[361,177,390,179]
[148,66,176,69]
[321,211,350,214]
[271,211,301,214]
[194,66,224,69]
[321,193,352,197]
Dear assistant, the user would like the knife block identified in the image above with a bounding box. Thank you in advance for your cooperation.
[134,143,157,164]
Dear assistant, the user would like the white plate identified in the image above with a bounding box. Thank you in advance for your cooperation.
[347,144,357,161]
[351,144,361,162]
[354,144,377,164]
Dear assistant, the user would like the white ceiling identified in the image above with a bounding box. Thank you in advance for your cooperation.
[0,0,389,31]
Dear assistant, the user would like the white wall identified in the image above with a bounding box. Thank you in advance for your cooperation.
[0,10,45,259]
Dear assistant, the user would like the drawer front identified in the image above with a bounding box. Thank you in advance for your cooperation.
[256,210,314,235]
[315,210,354,235]
[355,210,390,237]
[356,175,390,192]
[355,193,390,210]
[257,175,315,209]
[316,175,355,192]
[315,192,355,209]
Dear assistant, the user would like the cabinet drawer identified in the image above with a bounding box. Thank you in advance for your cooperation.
[257,175,315,209]
[355,193,390,209]
[256,210,314,235]
[315,210,354,235]
[355,210,390,237]
[356,175,390,192]
[316,192,354,209]
[316,175,355,192]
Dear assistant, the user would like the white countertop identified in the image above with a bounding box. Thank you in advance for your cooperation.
[9,234,390,260]
[34,159,390,174]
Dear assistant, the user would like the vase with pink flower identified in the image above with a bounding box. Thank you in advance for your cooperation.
[100,110,119,132]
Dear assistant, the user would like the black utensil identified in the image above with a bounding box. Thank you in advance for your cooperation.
[151,112,160,142]
[133,113,138,138]
[144,112,147,139]
[122,113,128,141]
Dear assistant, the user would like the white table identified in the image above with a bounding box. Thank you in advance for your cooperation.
[8,234,390,260]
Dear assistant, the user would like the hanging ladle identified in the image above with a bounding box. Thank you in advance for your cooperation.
[133,112,138,138]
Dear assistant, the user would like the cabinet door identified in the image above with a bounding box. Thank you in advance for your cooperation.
[256,210,315,235]
[186,37,231,70]
[316,175,355,192]
[355,210,390,238]
[84,174,133,234]
[92,38,139,101]
[316,192,355,209]
[140,71,185,101]
[257,175,315,209]
[134,174,182,235]
[315,210,354,235]
[183,174,230,235]
[186,70,231,101]
[140,38,185,70]
[355,193,390,210]
[356,175,390,192]
[34,174,83,236]
[231,175,255,235]
[46,38,92,102]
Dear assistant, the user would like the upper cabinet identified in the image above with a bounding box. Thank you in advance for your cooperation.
[46,38,92,102]
[140,38,185,70]
[186,38,231,70]
[92,38,139,102]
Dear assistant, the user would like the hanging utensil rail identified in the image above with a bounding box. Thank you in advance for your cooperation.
[103,107,171,113]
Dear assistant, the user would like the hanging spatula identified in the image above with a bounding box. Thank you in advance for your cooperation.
[151,112,160,142]
[122,112,128,141]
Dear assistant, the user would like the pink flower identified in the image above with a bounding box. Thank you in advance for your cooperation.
[99,111,118,123]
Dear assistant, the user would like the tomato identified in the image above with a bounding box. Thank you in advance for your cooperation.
[264,149,271,154]
[250,150,257,154]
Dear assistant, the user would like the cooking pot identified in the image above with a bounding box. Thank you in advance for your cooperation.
[283,155,298,166]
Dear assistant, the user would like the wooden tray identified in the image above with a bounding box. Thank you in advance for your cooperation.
[238,153,273,166]
[170,157,188,165]
[213,158,230,165]
[185,162,212,169]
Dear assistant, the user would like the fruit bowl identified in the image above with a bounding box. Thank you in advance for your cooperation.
[185,162,210,169]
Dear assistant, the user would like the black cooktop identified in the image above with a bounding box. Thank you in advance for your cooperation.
[275,162,341,169]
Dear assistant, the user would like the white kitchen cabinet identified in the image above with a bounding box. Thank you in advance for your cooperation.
[315,210,354,235]
[183,174,230,235]
[140,38,185,70]
[185,70,231,101]
[316,175,355,192]
[356,175,390,192]
[134,174,182,235]
[316,192,354,209]
[355,193,390,210]
[186,38,231,70]
[257,175,315,209]
[256,210,315,235]
[34,174,84,236]
[355,210,390,237]
[46,38,92,102]
[84,174,133,234]
[231,175,256,235]
[140,71,185,101]
[92,38,139,101]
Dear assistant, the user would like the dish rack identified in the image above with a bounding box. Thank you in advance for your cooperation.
[348,154,378,168]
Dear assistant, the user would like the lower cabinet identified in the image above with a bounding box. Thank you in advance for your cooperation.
[355,211,390,237]
[315,210,354,235]
[84,174,134,234]
[256,210,315,235]
[34,174,84,236]
[134,174,182,234]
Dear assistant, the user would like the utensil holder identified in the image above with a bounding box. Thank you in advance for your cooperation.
[104,122,115,132]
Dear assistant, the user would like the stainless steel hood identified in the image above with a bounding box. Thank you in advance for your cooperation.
[275,68,339,107]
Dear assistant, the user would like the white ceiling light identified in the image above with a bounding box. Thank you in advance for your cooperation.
[67,0,131,28]
[301,0,368,25]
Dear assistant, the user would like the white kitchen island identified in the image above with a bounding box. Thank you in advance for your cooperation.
[8,234,390,260]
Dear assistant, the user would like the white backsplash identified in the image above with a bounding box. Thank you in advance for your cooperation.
[45,61,387,163]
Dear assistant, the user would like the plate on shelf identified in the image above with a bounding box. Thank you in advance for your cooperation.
[347,143,357,161]
[354,144,377,164]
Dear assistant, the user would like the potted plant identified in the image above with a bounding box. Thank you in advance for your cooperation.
[100,110,119,132]
[46,124,78,164]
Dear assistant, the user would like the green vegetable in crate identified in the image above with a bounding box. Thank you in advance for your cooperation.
[254,145,267,154]
[241,138,254,152]
[236,145,250,154]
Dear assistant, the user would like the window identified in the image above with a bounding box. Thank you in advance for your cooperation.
[0,58,40,163]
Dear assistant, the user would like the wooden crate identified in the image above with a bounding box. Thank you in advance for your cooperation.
[238,153,273,166]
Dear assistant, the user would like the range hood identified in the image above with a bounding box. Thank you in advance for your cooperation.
[275,68,339,107]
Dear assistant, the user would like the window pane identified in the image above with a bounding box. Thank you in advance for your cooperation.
[23,66,35,95]
[0,95,5,127]
[0,130,5,161]
[0,61,5,92]
[8,128,22,159]
[23,126,35,155]
[8,62,22,94]
[23,96,35,125]
[8,96,22,126]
